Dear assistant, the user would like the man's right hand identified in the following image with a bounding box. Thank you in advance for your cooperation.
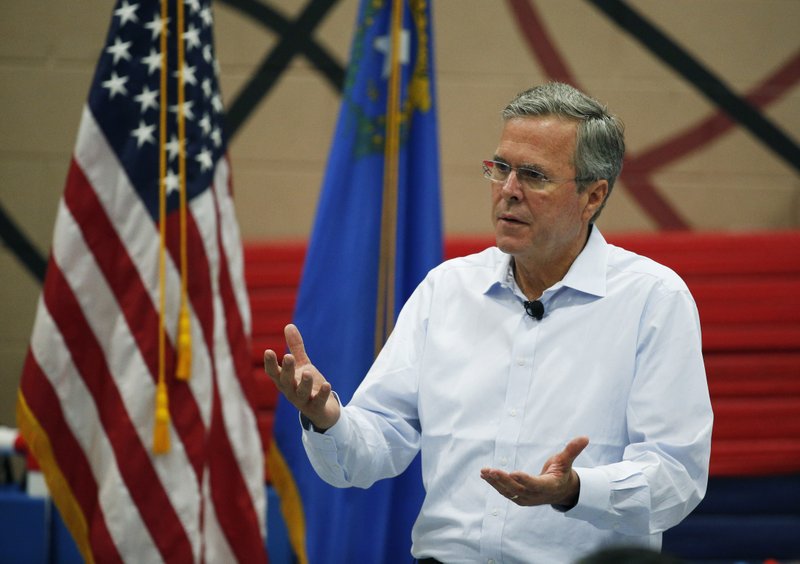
[264,324,341,431]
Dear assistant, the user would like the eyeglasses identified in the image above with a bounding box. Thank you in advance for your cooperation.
[482,160,583,190]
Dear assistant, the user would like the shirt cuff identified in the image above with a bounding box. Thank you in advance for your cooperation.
[560,466,611,522]
[300,404,352,462]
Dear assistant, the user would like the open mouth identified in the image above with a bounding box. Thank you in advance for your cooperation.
[499,215,527,225]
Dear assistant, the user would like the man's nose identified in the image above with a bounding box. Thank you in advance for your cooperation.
[500,170,524,198]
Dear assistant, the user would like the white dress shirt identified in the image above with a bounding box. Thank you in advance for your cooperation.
[302,227,713,564]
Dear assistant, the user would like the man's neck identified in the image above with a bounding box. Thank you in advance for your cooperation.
[512,226,592,300]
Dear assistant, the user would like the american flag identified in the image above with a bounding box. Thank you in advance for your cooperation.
[16,1,267,562]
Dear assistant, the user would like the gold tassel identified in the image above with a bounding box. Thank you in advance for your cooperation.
[153,379,170,454]
[176,304,191,380]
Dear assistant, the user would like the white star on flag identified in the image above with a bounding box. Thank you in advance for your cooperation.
[134,86,159,113]
[200,7,213,26]
[106,37,133,65]
[163,168,180,194]
[145,14,168,40]
[114,1,139,26]
[195,148,213,172]
[142,48,162,75]
[174,65,198,87]
[166,134,182,161]
[374,29,410,79]
[131,120,156,147]
[210,127,222,148]
[211,93,223,113]
[199,113,212,135]
[102,72,129,98]
[184,24,201,51]
[170,100,195,121]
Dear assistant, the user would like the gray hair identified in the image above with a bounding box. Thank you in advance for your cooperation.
[502,82,625,221]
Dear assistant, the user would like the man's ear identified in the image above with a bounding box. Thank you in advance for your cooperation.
[582,179,608,222]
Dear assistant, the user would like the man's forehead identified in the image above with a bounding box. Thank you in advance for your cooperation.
[496,117,578,159]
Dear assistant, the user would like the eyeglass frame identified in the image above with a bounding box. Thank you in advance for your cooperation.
[482,159,590,190]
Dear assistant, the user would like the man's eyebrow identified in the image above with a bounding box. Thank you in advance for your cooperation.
[494,155,547,172]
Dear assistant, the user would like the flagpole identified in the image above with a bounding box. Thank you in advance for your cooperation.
[375,0,404,357]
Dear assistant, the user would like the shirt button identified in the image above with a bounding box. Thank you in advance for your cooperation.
[499,457,508,466]
[491,509,498,516]
[489,560,496,564]
[509,408,517,417]
[516,358,525,366]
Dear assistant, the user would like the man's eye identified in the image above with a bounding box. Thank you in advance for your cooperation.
[494,162,512,174]
[518,168,547,183]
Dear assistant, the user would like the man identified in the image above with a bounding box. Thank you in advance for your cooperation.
[265,82,713,563]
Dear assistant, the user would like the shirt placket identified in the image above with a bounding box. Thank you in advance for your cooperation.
[479,314,539,564]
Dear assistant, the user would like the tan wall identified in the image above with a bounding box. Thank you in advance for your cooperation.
[1,0,798,425]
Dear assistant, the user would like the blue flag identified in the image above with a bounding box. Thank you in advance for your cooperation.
[268,0,441,562]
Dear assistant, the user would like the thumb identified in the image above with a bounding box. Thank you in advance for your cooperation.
[561,436,589,466]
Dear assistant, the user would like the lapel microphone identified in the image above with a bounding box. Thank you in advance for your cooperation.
[524,300,545,321]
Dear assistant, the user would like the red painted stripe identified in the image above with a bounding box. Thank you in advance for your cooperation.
[20,349,122,564]
[65,160,206,480]
[42,259,194,561]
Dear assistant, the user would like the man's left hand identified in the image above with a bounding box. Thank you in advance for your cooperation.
[480,436,589,507]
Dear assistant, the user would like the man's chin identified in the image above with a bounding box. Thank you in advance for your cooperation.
[495,236,523,256]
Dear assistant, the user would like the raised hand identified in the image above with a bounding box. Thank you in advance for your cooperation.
[264,324,341,430]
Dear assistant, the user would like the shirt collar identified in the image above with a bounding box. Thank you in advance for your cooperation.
[486,225,609,298]
[559,225,608,297]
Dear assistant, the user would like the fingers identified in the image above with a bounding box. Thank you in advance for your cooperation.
[306,378,332,410]
[296,370,332,403]
[295,369,318,402]
[264,352,331,408]
[263,348,298,392]
[480,469,526,503]
[263,349,280,381]
[480,469,521,491]
[284,324,310,365]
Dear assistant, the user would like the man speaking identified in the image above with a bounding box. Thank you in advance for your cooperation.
[265,82,713,563]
